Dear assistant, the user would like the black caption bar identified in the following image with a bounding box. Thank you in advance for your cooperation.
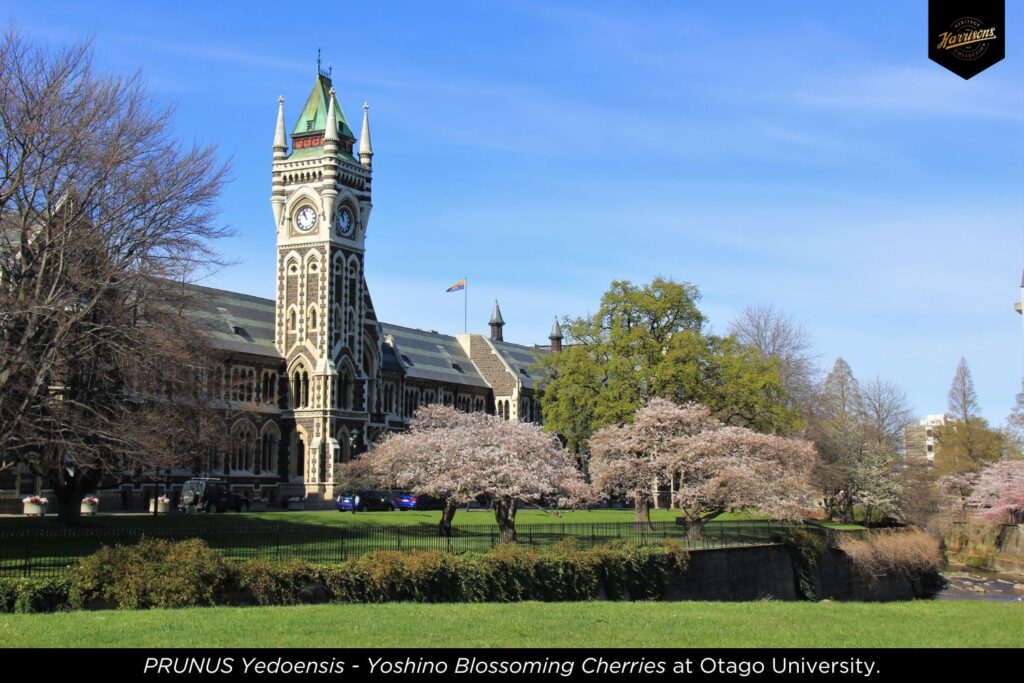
[5,648,1021,681]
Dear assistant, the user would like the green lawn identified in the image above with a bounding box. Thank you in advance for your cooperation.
[2,601,1019,648]
[0,507,688,530]
[0,508,862,530]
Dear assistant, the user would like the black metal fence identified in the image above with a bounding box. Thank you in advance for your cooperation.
[0,520,863,578]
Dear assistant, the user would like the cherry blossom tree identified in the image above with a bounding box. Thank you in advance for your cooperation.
[345,405,588,539]
[590,398,818,535]
[662,425,819,537]
[967,461,1024,523]
[589,398,717,527]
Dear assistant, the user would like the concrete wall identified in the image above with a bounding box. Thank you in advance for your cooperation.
[664,544,931,602]
[665,545,798,601]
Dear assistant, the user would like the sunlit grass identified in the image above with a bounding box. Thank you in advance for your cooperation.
[2,601,1019,648]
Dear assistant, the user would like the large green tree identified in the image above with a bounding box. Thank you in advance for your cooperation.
[537,277,800,456]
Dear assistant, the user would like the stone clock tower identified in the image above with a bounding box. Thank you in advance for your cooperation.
[270,67,377,502]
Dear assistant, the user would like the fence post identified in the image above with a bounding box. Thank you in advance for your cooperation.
[22,534,30,578]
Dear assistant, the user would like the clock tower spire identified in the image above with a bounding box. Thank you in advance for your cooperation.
[270,64,377,505]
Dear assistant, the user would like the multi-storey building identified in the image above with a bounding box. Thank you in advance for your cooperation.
[902,414,946,465]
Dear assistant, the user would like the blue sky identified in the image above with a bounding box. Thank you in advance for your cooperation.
[8,1,1023,423]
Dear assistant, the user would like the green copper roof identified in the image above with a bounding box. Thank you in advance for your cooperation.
[291,74,355,140]
[289,146,357,163]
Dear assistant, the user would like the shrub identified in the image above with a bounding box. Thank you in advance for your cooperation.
[69,537,231,609]
[333,550,466,603]
[233,559,320,606]
[0,578,71,613]
[588,540,689,600]
[838,529,942,579]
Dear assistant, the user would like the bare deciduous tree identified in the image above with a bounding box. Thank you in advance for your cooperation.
[859,376,915,453]
[728,303,818,410]
[0,27,230,524]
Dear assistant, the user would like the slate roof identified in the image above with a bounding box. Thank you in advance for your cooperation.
[181,283,279,359]
[380,323,490,389]
[169,283,545,392]
[488,339,548,390]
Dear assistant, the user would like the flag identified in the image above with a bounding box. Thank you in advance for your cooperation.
[446,279,466,292]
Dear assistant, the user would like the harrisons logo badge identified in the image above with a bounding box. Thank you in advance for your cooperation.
[937,18,997,60]
[929,0,1005,79]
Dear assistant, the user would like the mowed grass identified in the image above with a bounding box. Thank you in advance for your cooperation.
[2,601,1020,648]
[0,508,687,531]
[0,508,859,530]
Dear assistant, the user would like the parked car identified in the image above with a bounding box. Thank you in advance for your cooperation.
[394,492,441,510]
[179,478,253,513]
[336,490,396,512]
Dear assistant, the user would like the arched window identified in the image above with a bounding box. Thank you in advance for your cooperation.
[332,305,342,346]
[337,363,354,410]
[346,308,357,350]
[260,424,280,475]
[230,421,257,472]
[291,364,310,409]
[336,428,351,464]
[309,306,319,331]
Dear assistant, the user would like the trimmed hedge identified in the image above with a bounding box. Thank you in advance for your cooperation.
[0,577,72,613]
[0,538,691,613]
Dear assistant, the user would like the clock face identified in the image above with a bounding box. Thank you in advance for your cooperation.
[295,206,318,232]
[336,207,354,236]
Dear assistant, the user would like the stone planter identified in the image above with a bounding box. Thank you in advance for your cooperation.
[22,501,46,517]
[249,501,268,512]
[286,499,305,511]
[148,499,171,514]
[80,500,99,516]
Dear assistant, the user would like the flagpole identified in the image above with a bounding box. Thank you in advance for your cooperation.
[464,277,468,334]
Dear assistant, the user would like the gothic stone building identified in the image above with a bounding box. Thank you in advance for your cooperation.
[173,70,564,506]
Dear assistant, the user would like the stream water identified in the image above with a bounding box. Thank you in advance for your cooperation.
[935,568,1024,602]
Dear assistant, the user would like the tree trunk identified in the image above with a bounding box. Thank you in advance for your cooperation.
[686,517,707,540]
[54,483,83,527]
[494,498,517,543]
[48,465,95,528]
[438,498,458,537]
[634,496,654,530]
